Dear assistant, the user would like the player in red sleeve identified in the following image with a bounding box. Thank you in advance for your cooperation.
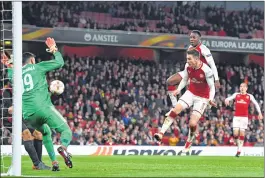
[154,49,216,155]
[167,30,220,111]
[225,83,263,157]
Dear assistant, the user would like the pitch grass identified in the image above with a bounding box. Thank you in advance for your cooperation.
[1,156,264,177]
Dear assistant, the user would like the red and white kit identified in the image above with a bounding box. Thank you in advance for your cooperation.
[225,93,261,129]
[178,43,219,81]
[176,62,215,115]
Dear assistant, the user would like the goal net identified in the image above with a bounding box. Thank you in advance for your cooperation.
[1,1,22,176]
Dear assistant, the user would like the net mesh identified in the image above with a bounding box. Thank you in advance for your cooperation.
[0,1,13,175]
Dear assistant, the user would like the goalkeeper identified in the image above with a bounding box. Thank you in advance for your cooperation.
[1,38,73,171]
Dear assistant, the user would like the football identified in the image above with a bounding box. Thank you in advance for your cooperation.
[49,80,65,95]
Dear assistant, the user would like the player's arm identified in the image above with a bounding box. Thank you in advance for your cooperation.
[1,52,14,81]
[224,93,237,106]
[249,94,263,119]
[201,46,220,86]
[36,37,64,73]
[36,51,64,73]
[175,65,189,95]
[205,69,216,106]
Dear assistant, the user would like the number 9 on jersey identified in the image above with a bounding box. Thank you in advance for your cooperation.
[49,80,65,95]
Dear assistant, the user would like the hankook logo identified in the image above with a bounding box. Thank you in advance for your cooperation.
[91,147,202,156]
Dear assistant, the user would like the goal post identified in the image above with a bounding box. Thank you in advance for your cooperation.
[11,1,22,176]
[0,1,22,176]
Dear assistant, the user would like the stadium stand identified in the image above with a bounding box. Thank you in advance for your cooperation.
[19,2,264,39]
[2,54,256,146]
[0,2,263,147]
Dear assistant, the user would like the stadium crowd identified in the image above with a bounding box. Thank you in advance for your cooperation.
[0,1,264,147]
[24,2,264,39]
[1,53,264,146]
[44,54,263,147]
[1,2,264,38]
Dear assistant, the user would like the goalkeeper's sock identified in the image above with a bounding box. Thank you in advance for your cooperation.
[168,85,178,107]
[237,136,245,153]
[42,126,56,162]
[24,140,40,166]
[34,139,43,162]
[184,126,197,152]
[43,135,56,162]
[57,123,72,148]
[160,110,177,134]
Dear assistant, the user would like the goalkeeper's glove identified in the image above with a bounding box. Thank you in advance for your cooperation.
[45,37,58,53]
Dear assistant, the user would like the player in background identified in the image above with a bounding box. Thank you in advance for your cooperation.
[225,83,263,157]
[2,38,73,171]
[167,30,220,110]
[1,53,49,170]
[154,49,216,154]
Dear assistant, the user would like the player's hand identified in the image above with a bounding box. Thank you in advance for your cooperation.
[8,106,13,114]
[172,90,180,96]
[214,80,221,89]
[224,99,230,106]
[1,52,13,68]
[258,113,263,120]
[209,100,217,108]
[45,37,58,53]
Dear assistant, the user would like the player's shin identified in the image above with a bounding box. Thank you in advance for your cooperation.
[42,125,57,162]
[57,123,72,149]
[237,135,245,154]
[168,86,178,107]
[233,129,239,146]
[34,139,43,161]
[160,110,178,134]
[33,130,43,161]
[56,123,73,168]
[22,129,41,166]
[24,140,41,166]
[184,125,197,152]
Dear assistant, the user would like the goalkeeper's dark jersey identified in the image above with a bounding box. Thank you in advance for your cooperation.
[7,51,64,119]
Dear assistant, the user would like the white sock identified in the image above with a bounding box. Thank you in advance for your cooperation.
[184,129,195,152]
[168,92,178,107]
[238,139,244,152]
[160,117,174,134]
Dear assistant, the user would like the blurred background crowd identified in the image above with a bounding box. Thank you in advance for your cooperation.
[0,1,264,147]
[21,1,264,39]
[45,55,263,147]
[1,1,264,38]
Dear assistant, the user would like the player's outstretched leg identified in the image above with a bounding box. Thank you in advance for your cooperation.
[46,106,73,168]
[181,126,196,155]
[181,110,201,156]
[33,130,43,162]
[154,104,183,143]
[38,124,59,171]
[236,130,245,157]
[22,123,50,170]
[55,123,73,168]
[233,128,240,157]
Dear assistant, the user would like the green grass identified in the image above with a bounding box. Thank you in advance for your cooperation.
[1,156,264,177]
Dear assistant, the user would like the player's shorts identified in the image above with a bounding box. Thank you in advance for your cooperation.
[25,106,67,132]
[233,116,248,130]
[177,90,208,116]
[3,118,35,133]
